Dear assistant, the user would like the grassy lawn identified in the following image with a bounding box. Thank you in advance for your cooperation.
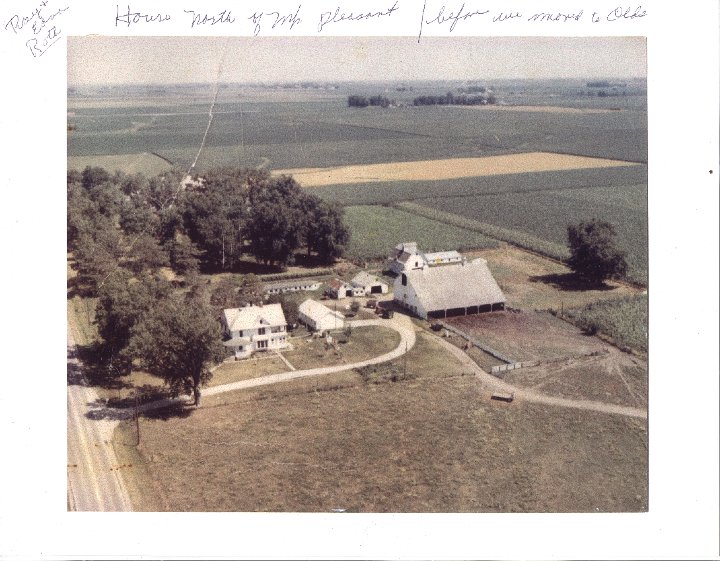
[114,330,647,512]
[476,245,643,311]
[209,356,289,387]
[281,326,400,371]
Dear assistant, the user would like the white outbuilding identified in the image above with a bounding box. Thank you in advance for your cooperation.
[351,272,389,296]
[298,299,345,334]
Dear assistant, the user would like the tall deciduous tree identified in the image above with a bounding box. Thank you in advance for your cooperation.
[130,294,224,405]
[567,220,628,283]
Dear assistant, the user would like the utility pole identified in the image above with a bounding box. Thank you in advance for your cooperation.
[134,390,141,447]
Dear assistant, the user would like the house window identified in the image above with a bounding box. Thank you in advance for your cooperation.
[401,273,407,286]
[257,340,268,349]
[258,328,266,335]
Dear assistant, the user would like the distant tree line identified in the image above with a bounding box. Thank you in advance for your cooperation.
[347,95,393,108]
[413,91,497,106]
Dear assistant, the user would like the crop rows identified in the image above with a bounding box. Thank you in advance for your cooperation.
[564,294,648,353]
[394,202,569,262]
[417,184,648,283]
[342,205,498,262]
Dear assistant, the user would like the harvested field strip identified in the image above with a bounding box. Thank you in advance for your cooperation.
[395,202,568,262]
[310,165,647,206]
[274,152,638,187]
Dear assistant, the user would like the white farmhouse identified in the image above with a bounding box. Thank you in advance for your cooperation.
[222,303,289,359]
[351,272,389,296]
[393,257,506,320]
[298,299,345,334]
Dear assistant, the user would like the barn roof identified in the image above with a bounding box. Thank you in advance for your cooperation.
[265,278,321,291]
[299,299,345,322]
[223,303,286,332]
[423,250,462,262]
[403,258,505,311]
[351,271,387,288]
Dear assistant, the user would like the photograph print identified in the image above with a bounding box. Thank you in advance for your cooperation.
[66,36,648,512]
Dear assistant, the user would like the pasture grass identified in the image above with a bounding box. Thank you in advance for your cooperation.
[114,330,647,512]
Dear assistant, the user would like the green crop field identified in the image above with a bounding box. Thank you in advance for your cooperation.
[415,183,648,283]
[343,205,498,262]
[565,294,648,353]
[68,81,647,172]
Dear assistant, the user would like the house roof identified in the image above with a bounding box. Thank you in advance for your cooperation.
[299,299,345,322]
[351,271,387,288]
[392,242,418,259]
[223,303,286,332]
[326,278,349,291]
[400,258,505,311]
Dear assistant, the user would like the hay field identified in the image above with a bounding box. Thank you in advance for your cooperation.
[273,152,638,188]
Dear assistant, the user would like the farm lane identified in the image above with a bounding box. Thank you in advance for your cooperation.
[433,334,647,419]
[67,330,134,512]
[94,314,417,418]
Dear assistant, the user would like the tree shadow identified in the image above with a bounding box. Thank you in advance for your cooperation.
[72,341,132,389]
[528,272,615,292]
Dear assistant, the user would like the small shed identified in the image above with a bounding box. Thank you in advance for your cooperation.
[325,278,363,299]
[351,272,389,296]
[298,299,345,334]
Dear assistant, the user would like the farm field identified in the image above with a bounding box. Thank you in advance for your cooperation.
[67,152,173,176]
[565,295,649,353]
[112,330,647,512]
[343,205,498,261]
[416,183,648,283]
[309,165,647,206]
[274,152,637,188]
[68,80,647,173]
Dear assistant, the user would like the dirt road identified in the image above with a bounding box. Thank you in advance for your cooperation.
[433,335,647,419]
[67,330,133,511]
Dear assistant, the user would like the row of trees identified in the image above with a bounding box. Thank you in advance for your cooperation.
[347,95,393,108]
[68,165,348,404]
[68,166,350,293]
[413,91,497,106]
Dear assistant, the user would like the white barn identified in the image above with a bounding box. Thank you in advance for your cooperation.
[351,272,389,296]
[222,303,289,359]
[298,299,345,334]
[393,258,506,320]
